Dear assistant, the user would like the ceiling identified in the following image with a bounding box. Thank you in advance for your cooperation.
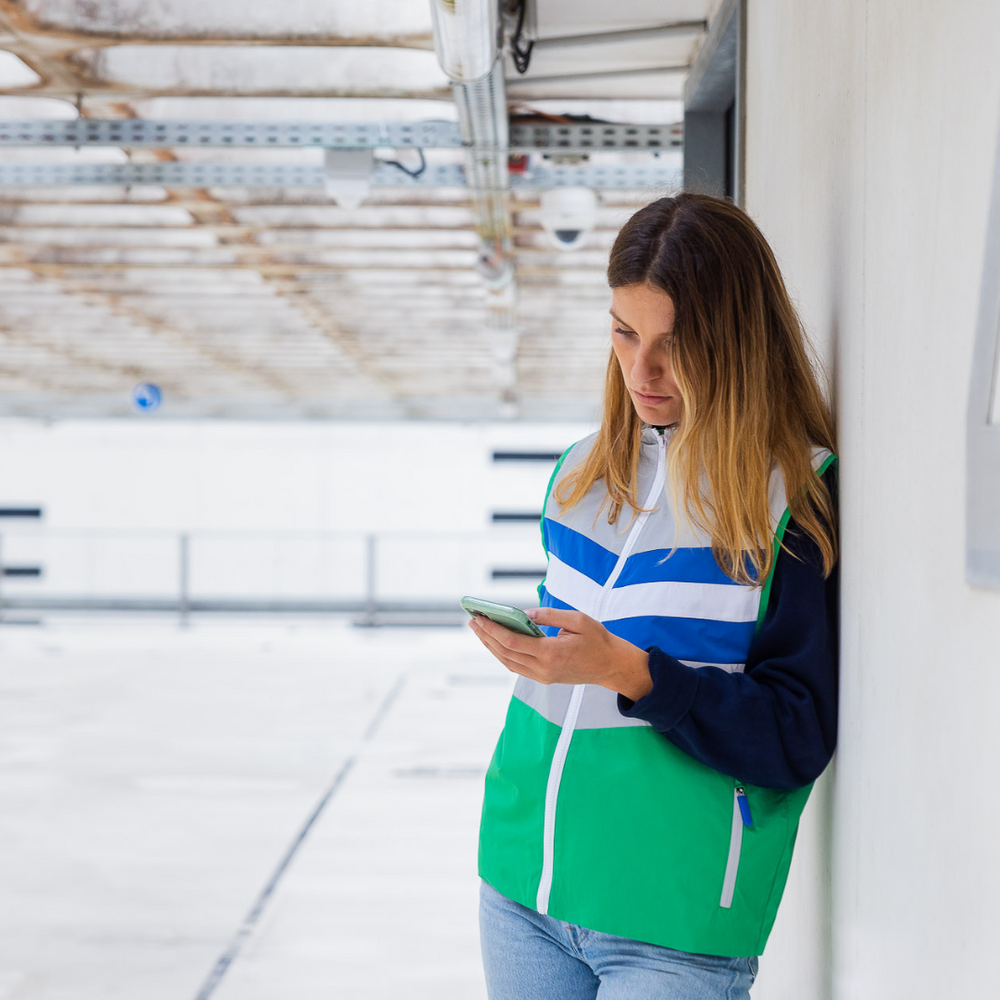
[0,0,717,421]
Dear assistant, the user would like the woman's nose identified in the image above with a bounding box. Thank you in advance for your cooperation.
[631,350,662,383]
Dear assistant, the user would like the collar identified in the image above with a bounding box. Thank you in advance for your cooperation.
[640,421,678,444]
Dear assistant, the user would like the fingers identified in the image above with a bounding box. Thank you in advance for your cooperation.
[525,606,588,631]
[469,621,536,673]
[469,615,540,657]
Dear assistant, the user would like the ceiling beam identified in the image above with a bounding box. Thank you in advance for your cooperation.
[0,3,434,49]
[532,21,706,50]
[184,189,420,413]
[0,320,148,381]
[78,288,307,397]
[0,3,91,92]
[262,275,432,418]
[509,64,688,86]
[0,82,452,101]
[0,242,610,263]
[7,261,608,276]
[0,361,85,393]
[0,224,621,237]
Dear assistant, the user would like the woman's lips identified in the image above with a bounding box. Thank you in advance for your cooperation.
[634,391,671,405]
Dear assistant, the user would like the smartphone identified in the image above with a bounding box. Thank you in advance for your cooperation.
[460,596,545,637]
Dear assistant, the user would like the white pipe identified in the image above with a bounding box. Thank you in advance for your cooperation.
[429,0,501,83]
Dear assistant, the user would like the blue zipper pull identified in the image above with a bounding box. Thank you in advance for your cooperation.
[736,785,753,827]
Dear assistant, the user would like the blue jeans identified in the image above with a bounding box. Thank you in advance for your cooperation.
[479,879,758,999]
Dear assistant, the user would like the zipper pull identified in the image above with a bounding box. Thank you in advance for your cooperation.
[736,785,753,827]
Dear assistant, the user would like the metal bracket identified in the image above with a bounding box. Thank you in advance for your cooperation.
[0,119,682,151]
[0,160,681,189]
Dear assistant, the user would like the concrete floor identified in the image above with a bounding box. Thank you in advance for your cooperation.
[0,616,510,999]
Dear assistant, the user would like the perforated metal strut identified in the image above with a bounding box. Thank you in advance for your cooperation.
[0,161,682,189]
[0,119,682,151]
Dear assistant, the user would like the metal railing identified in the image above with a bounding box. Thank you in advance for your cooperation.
[0,527,546,626]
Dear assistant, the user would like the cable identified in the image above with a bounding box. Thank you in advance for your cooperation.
[382,147,426,179]
[511,0,534,74]
[509,104,615,127]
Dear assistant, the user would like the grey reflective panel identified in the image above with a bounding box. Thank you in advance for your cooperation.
[513,677,649,730]
[575,684,651,729]
[512,676,575,726]
[513,667,744,731]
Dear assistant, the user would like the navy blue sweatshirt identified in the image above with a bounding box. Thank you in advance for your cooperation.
[616,463,839,791]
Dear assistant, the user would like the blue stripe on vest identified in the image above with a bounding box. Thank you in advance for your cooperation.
[541,584,754,664]
[604,615,756,665]
[614,547,750,588]
[537,584,575,636]
[543,518,619,586]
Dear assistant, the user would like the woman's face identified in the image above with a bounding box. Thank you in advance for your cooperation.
[610,282,683,427]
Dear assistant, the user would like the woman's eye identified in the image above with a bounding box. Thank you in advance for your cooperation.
[613,326,634,337]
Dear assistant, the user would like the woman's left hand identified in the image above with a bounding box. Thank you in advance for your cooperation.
[468,606,653,700]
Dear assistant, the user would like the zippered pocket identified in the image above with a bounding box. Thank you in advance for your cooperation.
[720,783,753,908]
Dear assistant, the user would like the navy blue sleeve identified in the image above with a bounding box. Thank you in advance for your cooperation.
[616,463,839,790]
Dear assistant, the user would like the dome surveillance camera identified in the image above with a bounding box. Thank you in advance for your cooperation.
[540,187,598,252]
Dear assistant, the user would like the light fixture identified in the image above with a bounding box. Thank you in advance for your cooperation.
[429,0,501,83]
[323,148,374,209]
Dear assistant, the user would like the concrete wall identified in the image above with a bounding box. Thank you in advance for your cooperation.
[743,2,1000,997]
[0,419,592,607]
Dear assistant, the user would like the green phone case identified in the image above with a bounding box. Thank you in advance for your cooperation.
[459,596,545,637]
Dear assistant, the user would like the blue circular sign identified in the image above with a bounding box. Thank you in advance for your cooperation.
[132,382,162,412]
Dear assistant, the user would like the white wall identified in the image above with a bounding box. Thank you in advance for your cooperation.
[743,3,1000,997]
[0,419,594,606]
[0,419,592,532]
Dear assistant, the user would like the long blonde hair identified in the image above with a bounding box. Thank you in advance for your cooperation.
[553,193,838,587]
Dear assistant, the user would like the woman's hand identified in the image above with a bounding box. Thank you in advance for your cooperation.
[468,607,654,701]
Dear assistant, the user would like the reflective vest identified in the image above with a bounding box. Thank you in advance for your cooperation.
[478,423,837,957]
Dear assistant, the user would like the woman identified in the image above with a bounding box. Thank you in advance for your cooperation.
[469,192,839,999]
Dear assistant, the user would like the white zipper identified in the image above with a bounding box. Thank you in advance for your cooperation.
[720,785,752,908]
[535,430,667,914]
